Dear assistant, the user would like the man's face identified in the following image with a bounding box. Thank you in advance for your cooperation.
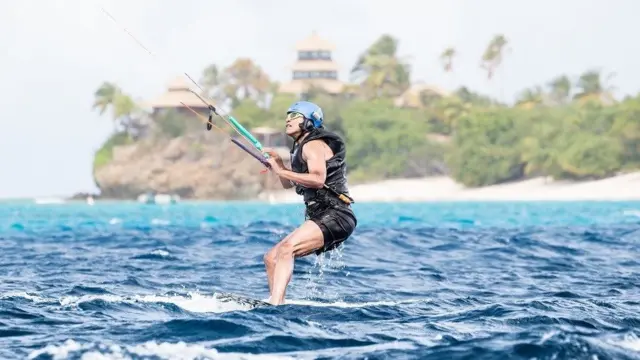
[285,112,304,137]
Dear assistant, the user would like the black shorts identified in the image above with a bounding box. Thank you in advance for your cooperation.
[305,202,357,255]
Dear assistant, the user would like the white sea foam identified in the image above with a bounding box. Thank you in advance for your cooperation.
[2,290,426,314]
[27,339,291,360]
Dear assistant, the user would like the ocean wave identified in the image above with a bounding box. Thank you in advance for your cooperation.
[1,202,640,359]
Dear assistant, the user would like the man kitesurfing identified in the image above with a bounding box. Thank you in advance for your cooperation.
[97,6,355,309]
[262,101,357,305]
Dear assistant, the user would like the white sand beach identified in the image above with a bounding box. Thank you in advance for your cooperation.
[264,172,640,203]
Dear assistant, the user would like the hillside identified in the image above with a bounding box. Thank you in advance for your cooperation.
[93,131,288,200]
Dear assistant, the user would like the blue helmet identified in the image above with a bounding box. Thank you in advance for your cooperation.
[287,101,323,130]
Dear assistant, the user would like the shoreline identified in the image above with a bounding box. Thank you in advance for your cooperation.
[263,172,640,203]
[7,172,640,204]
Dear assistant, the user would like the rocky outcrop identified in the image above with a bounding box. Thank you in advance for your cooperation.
[94,132,290,200]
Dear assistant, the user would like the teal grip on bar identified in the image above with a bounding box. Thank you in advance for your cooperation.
[227,116,270,158]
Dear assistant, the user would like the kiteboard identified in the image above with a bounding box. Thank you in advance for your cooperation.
[215,292,272,309]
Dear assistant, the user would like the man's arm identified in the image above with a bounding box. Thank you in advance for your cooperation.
[276,163,295,189]
[262,148,294,189]
[275,141,327,189]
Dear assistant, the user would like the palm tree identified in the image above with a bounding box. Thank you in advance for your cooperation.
[351,34,399,78]
[425,94,471,133]
[92,81,121,131]
[112,92,139,133]
[547,75,571,105]
[440,47,456,73]
[440,47,457,90]
[515,86,545,109]
[92,81,140,134]
[455,86,497,107]
[573,69,616,105]
[350,34,411,99]
[480,34,508,80]
[480,34,509,103]
[362,55,411,98]
[93,82,118,113]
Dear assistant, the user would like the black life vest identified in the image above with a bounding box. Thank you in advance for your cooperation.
[290,128,350,203]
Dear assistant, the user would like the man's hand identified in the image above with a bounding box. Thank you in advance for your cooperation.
[263,148,285,175]
[263,148,293,189]
[263,148,284,164]
[266,157,285,175]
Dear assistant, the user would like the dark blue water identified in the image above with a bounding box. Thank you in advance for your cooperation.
[1,201,639,359]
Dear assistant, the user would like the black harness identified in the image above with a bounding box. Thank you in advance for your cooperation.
[289,128,354,214]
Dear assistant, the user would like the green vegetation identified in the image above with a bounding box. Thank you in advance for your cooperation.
[93,131,132,170]
[92,33,640,187]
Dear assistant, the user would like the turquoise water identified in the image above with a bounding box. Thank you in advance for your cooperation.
[1,201,640,359]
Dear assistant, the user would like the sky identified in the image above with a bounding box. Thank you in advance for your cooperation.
[0,0,638,198]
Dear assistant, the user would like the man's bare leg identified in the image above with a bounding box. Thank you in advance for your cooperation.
[264,250,275,297]
[270,220,324,305]
[264,237,288,298]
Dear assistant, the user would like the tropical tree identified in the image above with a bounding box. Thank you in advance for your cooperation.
[420,92,471,135]
[220,58,271,107]
[610,95,640,167]
[92,81,140,134]
[573,69,617,105]
[199,64,227,105]
[440,47,456,73]
[455,86,498,107]
[515,86,546,109]
[547,75,572,105]
[480,34,508,80]
[350,34,411,99]
[92,81,119,130]
[111,92,139,133]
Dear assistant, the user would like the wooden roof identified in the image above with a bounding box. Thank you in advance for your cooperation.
[295,31,336,51]
[142,76,210,109]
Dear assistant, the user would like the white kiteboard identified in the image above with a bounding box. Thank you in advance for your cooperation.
[215,292,272,309]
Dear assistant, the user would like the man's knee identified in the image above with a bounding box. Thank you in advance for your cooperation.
[264,248,277,267]
[276,239,295,260]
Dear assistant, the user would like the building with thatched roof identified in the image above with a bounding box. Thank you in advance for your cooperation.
[142,76,211,116]
[279,32,345,96]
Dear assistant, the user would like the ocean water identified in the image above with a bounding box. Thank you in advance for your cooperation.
[1,200,640,359]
